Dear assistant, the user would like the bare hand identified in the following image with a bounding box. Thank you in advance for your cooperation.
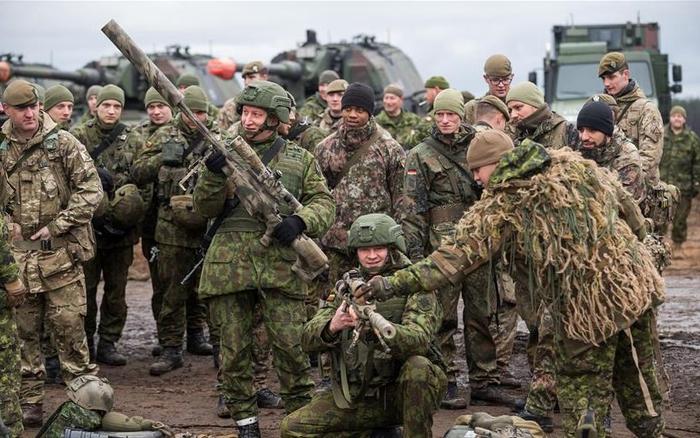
[5,278,27,308]
[30,226,51,241]
[8,223,22,240]
[329,303,358,333]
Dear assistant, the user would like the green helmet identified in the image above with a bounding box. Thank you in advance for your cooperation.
[108,184,146,229]
[66,375,114,412]
[347,213,407,254]
[236,80,292,123]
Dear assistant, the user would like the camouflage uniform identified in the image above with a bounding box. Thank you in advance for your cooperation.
[385,141,665,437]
[217,97,239,132]
[318,108,343,133]
[131,114,213,351]
[659,124,700,243]
[0,214,23,437]
[281,254,446,438]
[510,106,579,150]
[375,109,423,150]
[298,93,327,126]
[70,118,143,349]
[613,80,664,185]
[1,113,101,405]
[193,131,335,422]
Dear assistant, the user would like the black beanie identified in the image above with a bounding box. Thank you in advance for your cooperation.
[577,101,614,137]
[341,82,375,115]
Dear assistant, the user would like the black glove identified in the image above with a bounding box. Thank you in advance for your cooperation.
[272,215,306,246]
[97,168,114,193]
[205,150,227,174]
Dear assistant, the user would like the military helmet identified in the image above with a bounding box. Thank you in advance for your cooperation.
[236,80,292,124]
[108,184,146,229]
[347,213,407,254]
[66,375,114,412]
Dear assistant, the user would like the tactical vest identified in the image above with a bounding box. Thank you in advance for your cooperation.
[37,401,103,438]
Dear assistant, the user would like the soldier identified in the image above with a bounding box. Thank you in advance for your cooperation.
[375,83,422,150]
[317,79,347,132]
[0,80,102,426]
[659,105,700,250]
[360,130,665,437]
[465,54,514,125]
[473,95,510,132]
[193,80,335,438]
[0,212,27,438]
[176,73,219,119]
[71,84,144,367]
[218,61,269,131]
[507,81,579,149]
[44,85,74,130]
[407,76,450,148]
[314,82,407,283]
[280,213,446,438]
[298,69,340,125]
[77,85,102,126]
[599,52,664,184]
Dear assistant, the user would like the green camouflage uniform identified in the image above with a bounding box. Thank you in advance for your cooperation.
[298,93,327,126]
[193,132,335,422]
[510,106,579,150]
[280,253,446,438]
[375,109,423,150]
[317,108,342,133]
[131,114,213,348]
[659,124,700,243]
[1,113,101,404]
[385,141,665,437]
[0,214,23,437]
[71,118,143,346]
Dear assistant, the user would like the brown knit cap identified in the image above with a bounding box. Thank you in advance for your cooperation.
[467,129,514,170]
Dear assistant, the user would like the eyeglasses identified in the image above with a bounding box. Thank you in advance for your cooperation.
[486,75,513,86]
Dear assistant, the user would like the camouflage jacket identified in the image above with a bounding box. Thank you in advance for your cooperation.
[314,119,408,253]
[193,132,335,298]
[660,125,700,195]
[132,114,217,248]
[1,113,102,292]
[375,109,423,150]
[217,96,239,132]
[71,117,143,248]
[302,251,441,406]
[613,81,664,185]
[294,124,329,152]
[318,108,343,132]
[403,125,479,261]
[404,114,433,151]
[511,106,579,150]
[0,214,20,309]
[299,93,327,125]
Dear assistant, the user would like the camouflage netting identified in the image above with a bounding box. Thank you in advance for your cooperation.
[453,146,665,345]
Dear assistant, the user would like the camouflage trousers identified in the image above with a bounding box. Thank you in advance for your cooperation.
[280,356,447,438]
[156,244,210,347]
[489,302,518,374]
[208,289,313,421]
[524,309,557,416]
[0,305,23,437]
[556,310,665,437]
[16,278,97,404]
[84,245,133,344]
[141,237,164,324]
[667,193,693,244]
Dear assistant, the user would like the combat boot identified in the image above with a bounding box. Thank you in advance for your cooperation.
[186,328,213,356]
[22,403,42,427]
[149,347,184,376]
[152,344,162,357]
[237,420,261,438]
[216,395,230,418]
[516,408,554,433]
[44,355,62,385]
[96,339,127,366]
[470,384,517,406]
[440,381,468,410]
[256,388,284,409]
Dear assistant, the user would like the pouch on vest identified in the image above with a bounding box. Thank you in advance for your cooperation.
[161,141,185,166]
[169,194,207,230]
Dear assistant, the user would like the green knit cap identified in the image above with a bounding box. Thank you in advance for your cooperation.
[176,73,200,88]
[183,85,208,112]
[45,85,74,111]
[97,84,125,106]
[144,87,170,108]
[424,75,450,89]
[432,88,465,119]
[670,105,686,118]
[506,82,545,109]
[86,85,103,99]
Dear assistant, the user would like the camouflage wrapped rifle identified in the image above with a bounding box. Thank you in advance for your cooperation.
[62,430,164,438]
[101,19,328,281]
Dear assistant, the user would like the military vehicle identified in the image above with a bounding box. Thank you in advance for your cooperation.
[1,46,242,121]
[529,21,682,122]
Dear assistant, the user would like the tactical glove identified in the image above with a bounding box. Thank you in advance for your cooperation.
[353,276,393,302]
[97,167,114,194]
[272,215,306,246]
[4,278,27,308]
[205,150,227,174]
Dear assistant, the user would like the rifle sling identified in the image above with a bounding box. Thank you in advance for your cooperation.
[6,126,60,178]
[90,123,127,160]
[331,127,382,189]
[424,136,474,201]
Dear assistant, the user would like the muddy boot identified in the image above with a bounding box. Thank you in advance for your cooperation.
[212,344,220,369]
[470,384,517,406]
[149,347,184,376]
[256,388,284,409]
[44,355,62,385]
[516,408,554,433]
[186,328,213,356]
[22,403,42,427]
[151,345,162,357]
[96,339,127,366]
[237,421,261,438]
[216,394,230,418]
[497,370,522,388]
[440,381,468,410]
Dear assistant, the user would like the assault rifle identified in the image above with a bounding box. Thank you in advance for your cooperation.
[101,20,328,281]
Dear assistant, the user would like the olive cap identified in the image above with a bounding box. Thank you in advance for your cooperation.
[97,84,125,107]
[484,54,512,76]
[242,61,267,77]
[506,82,545,109]
[86,85,103,100]
[424,75,450,89]
[144,87,170,108]
[347,213,407,254]
[433,88,465,119]
[478,95,510,121]
[45,85,74,111]
[598,52,628,77]
[176,73,200,88]
[467,129,514,170]
[670,105,686,118]
[327,79,349,94]
[2,79,39,107]
[319,69,340,85]
[183,85,209,112]
[383,83,404,98]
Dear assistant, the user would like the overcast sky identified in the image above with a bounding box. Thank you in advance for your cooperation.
[3,1,700,97]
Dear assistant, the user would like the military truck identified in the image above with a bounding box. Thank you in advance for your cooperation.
[530,21,682,122]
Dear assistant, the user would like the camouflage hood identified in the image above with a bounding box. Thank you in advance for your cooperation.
[488,139,551,187]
